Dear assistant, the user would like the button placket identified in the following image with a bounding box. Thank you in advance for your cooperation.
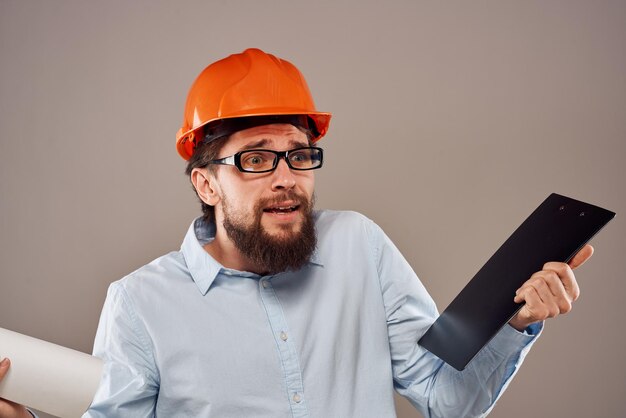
[258,279,309,417]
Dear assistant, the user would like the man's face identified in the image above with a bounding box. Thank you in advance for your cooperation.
[209,123,317,273]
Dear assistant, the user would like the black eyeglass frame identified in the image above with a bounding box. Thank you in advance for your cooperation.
[207,146,324,173]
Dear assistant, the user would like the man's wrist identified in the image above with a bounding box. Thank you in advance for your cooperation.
[508,316,531,332]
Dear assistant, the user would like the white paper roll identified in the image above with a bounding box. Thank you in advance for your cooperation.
[0,327,103,418]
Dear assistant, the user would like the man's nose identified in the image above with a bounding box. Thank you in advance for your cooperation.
[271,158,296,191]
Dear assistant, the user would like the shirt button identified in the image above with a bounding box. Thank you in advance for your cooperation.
[293,393,302,403]
[280,331,288,341]
[262,281,270,288]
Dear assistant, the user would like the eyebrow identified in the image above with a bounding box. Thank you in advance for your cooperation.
[239,138,309,151]
[240,139,270,150]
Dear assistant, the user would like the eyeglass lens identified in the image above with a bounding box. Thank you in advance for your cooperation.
[239,148,322,172]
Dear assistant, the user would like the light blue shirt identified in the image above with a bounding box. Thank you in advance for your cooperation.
[85,210,540,418]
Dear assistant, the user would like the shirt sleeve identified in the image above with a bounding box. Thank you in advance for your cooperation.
[365,217,541,418]
[83,282,159,418]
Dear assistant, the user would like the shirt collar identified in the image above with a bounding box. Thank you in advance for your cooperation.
[181,216,323,295]
[180,217,222,295]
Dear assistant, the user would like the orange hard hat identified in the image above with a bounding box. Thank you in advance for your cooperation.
[176,48,332,160]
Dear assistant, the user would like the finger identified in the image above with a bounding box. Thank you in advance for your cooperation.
[568,244,594,270]
[528,276,553,304]
[543,262,580,302]
[514,282,539,304]
[537,270,573,313]
[0,358,9,380]
[514,283,531,303]
[515,286,548,323]
[515,271,556,304]
[533,280,561,317]
[518,273,565,316]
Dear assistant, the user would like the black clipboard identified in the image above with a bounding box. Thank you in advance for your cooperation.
[418,193,615,371]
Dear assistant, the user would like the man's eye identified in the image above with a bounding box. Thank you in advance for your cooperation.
[243,154,266,165]
[290,152,308,162]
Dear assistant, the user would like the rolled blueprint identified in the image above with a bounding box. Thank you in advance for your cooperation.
[0,327,103,418]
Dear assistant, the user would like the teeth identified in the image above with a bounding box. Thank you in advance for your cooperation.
[266,206,297,212]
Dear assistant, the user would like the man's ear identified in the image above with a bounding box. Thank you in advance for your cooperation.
[191,168,221,206]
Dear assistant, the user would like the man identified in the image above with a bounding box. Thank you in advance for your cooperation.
[0,48,592,418]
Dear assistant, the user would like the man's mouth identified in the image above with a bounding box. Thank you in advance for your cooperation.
[263,204,300,214]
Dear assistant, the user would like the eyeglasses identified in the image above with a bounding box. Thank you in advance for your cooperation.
[208,146,324,173]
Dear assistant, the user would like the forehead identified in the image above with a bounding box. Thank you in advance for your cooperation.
[222,123,309,153]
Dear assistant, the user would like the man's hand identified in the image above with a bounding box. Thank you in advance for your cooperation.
[0,358,31,418]
[509,244,594,332]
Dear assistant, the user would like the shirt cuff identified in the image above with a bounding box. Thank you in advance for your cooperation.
[521,321,543,336]
[487,321,544,357]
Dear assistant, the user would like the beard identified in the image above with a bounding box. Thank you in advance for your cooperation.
[221,190,317,275]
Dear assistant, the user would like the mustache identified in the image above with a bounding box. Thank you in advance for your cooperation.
[257,190,310,209]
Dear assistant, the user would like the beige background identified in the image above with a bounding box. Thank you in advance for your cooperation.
[1,1,625,417]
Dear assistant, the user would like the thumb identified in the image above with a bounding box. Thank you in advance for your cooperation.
[569,244,594,270]
[0,358,9,380]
